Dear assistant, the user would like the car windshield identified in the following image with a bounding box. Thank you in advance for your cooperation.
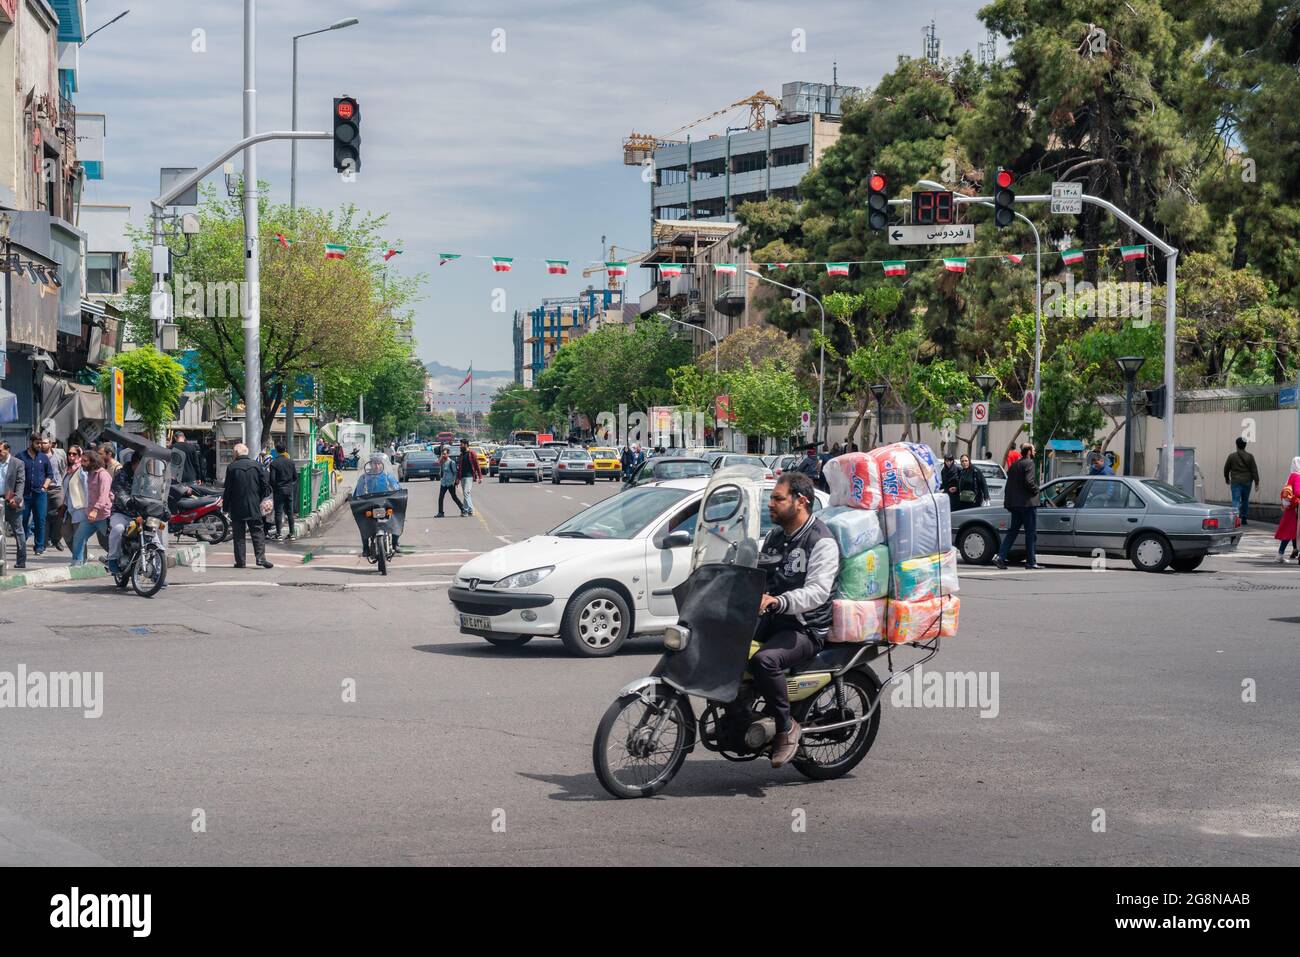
[535,449,559,461]
[551,487,692,539]
[1141,479,1197,505]
[406,453,437,464]
[559,451,591,461]
[974,463,1005,480]
[591,449,616,458]
[725,455,767,469]
[504,451,535,461]
[651,460,711,482]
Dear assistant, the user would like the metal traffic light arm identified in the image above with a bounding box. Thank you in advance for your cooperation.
[888,189,1178,482]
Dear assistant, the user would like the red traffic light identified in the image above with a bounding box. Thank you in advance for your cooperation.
[869,173,887,192]
[336,100,355,120]
[996,168,1014,189]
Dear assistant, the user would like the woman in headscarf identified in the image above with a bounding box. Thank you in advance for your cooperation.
[1273,456,1300,563]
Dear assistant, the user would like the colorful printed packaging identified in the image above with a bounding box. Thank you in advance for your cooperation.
[836,544,890,601]
[886,595,960,644]
[883,493,952,561]
[830,598,888,643]
[825,453,883,511]
[868,443,941,508]
[891,548,961,602]
[822,505,884,557]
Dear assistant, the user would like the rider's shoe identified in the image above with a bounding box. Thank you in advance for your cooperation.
[105,559,121,575]
[770,720,801,768]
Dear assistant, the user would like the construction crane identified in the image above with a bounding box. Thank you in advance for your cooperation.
[581,244,647,290]
[623,90,782,165]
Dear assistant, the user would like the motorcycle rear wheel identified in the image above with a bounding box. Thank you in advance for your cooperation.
[197,511,230,544]
[791,668,881,781]
[593,686,693,799]
[131,546,166,598]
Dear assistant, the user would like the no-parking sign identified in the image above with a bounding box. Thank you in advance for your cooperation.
[1023,390,1035,424]
[971,401,989,426]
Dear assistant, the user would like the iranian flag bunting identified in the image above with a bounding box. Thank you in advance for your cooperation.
[546,259,570,275]
[1061,248,1084,266]
[324,243,348,260]
[275,233,291,249]
[766,263,790,271]
[882,261,907,277]
[491,257,514,272]
[825,262,850,277]
[943,258,967,273]
[659,263,684,278]
[438,253,461,266]
[605,261,628,278]
[1120,245,1146,261]
[382,248,402,262]
[1003,253,1024,265]
[714,263,738,276]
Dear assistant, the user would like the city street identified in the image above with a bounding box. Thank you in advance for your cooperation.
[1,477,1296,866]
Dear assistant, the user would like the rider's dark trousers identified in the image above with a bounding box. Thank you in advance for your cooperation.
[232,517,267,566]
[750,625,819,734]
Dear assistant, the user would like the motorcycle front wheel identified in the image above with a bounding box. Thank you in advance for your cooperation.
[131,545,166,598]
[593,684,693,799]
[375,533,388,575]
[197,511,230,544]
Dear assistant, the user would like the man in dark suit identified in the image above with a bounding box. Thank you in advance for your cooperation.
[170,431,200,484]
[268,442,298,541]
[995,442,1045,570]
[221,443,273,569]
[0,441,27,569]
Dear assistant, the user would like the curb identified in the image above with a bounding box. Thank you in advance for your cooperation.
[0,488,351,591]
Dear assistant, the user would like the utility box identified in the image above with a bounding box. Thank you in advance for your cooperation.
[1045,439,1087,479]
[1156,446,1197,498]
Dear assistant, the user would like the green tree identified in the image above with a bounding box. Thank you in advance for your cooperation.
[489,383,544,436]
[726,360,805,441]
[98,347,186,441]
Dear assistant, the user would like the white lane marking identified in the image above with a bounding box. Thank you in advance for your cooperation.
[580,502,592,507]
[562,495,573,501]
[496,535,513,544]
[343,578,454,588]
[169,580,282,588]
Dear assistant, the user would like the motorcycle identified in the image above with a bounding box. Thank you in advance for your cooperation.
[592,465,941,798]
[100,428,178,599]
[350,489,407,576]
[168,489,230,544]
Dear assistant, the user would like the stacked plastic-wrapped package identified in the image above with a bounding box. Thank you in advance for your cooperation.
[823,442,960,644]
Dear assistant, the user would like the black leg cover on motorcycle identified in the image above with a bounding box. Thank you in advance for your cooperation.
[653,562,767,704]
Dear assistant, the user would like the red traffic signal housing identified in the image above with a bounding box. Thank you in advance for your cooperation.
[869,172,887,192]
[336,100,355,121]
[996,168,1014,189]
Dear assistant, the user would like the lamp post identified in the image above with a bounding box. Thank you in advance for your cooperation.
[973,373,996,460]
[1116,356,1145,476]
[746,269,826,448]
[869,383,887,447]
[291,17,360,217]
[656,312,719,441]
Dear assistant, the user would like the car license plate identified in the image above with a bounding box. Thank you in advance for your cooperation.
[460,614,491,631]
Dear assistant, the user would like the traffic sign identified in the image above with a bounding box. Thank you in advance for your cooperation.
[888,223,975,246]
[112,368,125,427]
[1023,389,1035,424]
[801,410,812,433]
[1050,181,1082,214]
[971,401,990,426]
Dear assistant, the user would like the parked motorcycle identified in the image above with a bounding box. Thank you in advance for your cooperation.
[168,490,230,544]
[592,465,939,798]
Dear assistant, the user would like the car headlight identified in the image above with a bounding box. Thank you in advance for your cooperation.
[495,566,554,589]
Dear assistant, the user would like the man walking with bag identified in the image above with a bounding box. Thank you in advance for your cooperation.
[456,439,482,516]
[995,443,1045,570]
[222,443,273,569]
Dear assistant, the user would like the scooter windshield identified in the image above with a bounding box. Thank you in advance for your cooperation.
[690,464,768,572]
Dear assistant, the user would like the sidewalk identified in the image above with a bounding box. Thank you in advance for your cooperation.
[0,483,350,591]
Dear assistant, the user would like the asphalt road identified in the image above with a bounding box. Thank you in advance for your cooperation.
[0,473,1297,866]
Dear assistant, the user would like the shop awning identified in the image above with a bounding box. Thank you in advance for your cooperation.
[0,387,18,424]
[40,378,106,440]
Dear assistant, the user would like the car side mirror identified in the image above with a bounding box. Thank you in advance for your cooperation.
[662,530,692,549]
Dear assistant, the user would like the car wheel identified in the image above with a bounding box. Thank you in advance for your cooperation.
[957,525,997,565]
[483,634,533,648]
[1172,554,1205,572]
[561,587,630,657]
[587,477,595,484]
[1130,532,1172,572]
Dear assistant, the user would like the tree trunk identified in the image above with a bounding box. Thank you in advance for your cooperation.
[844,392,870,450]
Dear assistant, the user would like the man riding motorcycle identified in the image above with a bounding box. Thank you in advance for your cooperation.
[354,453,400,557]
[754,471,840,768]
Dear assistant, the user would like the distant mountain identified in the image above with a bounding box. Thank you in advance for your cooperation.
[422,361,514,399]
[424,361,513,380]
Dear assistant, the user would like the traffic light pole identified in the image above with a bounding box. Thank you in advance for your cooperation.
[890,190,1178,482]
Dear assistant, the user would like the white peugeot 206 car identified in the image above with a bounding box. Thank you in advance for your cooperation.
[450,472,827,657]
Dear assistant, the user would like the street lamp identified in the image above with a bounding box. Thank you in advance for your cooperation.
[291,17,360,216]
[973,373,996,459]
[1115,355,1145,476]
[746,269,826,448]
[656,311,719,440]
[869,383,887,447]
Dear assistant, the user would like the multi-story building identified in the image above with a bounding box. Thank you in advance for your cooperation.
[649,81,858,222]
[524,287,624,383]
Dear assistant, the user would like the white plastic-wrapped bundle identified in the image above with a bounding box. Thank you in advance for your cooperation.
[869,443,941,508]
[829,598,888,643]
[883,492,952,562]
[891,548,961,602]
[836,544,890,601]
[824,453,883,510]
[821,505,884,557]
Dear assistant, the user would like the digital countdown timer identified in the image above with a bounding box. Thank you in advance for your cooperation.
[912,190,957,225]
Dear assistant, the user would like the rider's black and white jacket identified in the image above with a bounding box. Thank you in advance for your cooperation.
[760,513,839,641]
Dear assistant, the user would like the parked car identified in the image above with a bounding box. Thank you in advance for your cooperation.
[534,447,560,479]
[498,448,541,483]
[769,453,799,477]
[708,453,774,478]
[971,459,1007,506]
[951,474,1241,572]
[490,445,521,477]
[394,443,423,464]
[450,476,828,656]
[587,447,622,481]
[553,449,596,484]
[624,456,714,489]
[399,450,441,482]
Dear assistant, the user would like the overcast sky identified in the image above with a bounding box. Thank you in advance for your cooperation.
[77,0,987,371]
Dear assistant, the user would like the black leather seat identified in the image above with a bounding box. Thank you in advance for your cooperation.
[176,496,214,511]
[792,644,863,674]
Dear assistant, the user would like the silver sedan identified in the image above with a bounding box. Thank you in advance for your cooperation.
[951,475,1242,572]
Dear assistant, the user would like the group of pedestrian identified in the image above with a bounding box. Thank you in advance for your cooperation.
[0,432,125,571]
[437,439,483,517]
[940,453,991,512]
[620,444,646,481]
